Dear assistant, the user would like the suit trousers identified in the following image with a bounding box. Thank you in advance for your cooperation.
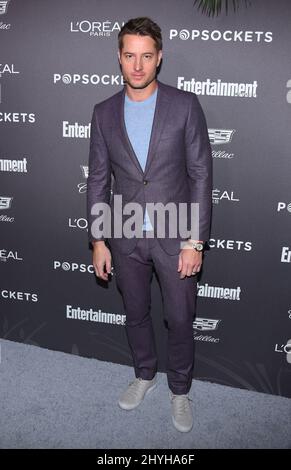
[109,231,197,395]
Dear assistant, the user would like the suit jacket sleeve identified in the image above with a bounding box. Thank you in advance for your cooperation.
[184,93,213,242]
[86,104,112,244]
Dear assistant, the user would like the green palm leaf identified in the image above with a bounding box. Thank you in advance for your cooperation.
[193,0,251,16]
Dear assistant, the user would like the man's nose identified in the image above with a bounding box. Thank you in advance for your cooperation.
[133,59,143,70]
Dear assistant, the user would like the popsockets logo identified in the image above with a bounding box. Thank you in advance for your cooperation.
[277,202,291,214]
[54,73,124,86]
[179,29,190,40]
[170,28,272,43]
[54,260,95,274]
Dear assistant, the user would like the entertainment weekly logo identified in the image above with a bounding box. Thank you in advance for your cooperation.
[177,76,258,98]
[197,283,241,301]
[62,121,90,138]
[0,157,28,173]
[169,28,273,43]
[70,20,125,37]
[66,304,126,326]
[281,247,291,263]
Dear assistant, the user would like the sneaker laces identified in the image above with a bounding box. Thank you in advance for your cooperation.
[125,378,147,398]
[171,394,193,417]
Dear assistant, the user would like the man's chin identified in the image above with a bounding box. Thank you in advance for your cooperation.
[126,77,155,90]
[127,80,148,90]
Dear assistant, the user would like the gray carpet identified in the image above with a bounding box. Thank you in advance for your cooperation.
[0,338,290,449]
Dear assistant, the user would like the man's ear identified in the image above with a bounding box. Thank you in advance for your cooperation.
[117,50,121,64]
[157,50,163,67]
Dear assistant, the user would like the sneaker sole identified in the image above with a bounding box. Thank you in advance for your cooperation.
[118,381,158,411]
[172,416,193,433]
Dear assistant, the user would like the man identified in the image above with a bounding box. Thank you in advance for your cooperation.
[87,17,212,433]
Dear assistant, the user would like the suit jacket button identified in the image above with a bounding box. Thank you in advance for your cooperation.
[143,179,148,185]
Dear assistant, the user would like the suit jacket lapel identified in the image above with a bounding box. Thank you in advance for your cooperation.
[116,80,171,177]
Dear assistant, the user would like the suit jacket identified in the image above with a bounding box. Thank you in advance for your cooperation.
[86,79,212,255]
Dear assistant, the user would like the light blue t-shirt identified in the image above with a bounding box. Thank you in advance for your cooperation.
[124,88,158,231]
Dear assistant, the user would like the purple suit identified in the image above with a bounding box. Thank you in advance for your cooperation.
[87,80,212,394]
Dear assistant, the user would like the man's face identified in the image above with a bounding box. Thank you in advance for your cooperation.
[118,34,162,90]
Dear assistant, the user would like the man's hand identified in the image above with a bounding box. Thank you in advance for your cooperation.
[92,241,112,281]
[177,245,203,279]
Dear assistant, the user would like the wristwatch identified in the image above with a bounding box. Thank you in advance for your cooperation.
[186,240,204,252]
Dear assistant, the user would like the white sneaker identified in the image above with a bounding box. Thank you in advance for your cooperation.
[169,390,193,433]
[118,375,157,410]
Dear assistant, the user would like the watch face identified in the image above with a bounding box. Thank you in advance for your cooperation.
[195,243,203,251]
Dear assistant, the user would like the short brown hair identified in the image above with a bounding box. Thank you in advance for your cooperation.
[118,17,163,52]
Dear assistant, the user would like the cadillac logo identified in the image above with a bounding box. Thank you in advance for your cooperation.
[0,0,10,15]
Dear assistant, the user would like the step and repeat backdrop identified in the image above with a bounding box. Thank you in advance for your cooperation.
[1,0,291,397]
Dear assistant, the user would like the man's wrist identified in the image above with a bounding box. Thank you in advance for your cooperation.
[92,240,106,248]
[184,239,204,252]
